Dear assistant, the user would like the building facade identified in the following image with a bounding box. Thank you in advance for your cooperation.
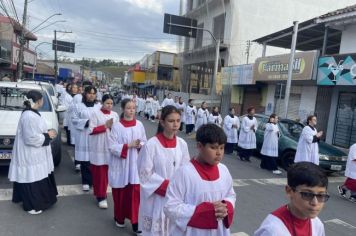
[0,16,37,80]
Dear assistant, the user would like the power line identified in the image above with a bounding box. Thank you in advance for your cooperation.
[8,0,19,22]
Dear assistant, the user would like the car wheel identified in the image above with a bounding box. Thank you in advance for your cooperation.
[281,150,295,171]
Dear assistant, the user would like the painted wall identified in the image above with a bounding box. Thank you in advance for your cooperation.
[340,24,356,54]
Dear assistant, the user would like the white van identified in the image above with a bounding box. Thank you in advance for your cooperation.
[0,82,66,166]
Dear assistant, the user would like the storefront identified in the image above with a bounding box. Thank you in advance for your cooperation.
[318,53,356,147]
[254,51,318,121]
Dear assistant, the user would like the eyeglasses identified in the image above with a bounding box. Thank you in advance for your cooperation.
[293,189,330,203]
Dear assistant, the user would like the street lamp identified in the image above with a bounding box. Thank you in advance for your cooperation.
[30,13,62,32]
[32,42,51,80]
[33,20,66,33]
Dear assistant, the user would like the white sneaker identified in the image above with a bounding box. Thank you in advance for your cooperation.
[75,164,81,172]
[115,221,125,228]
[273,170,282,175]
[82,184,90,191]
[98,199,108,209]
[28,210,42,215]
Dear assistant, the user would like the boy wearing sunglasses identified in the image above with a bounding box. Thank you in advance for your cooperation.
[254,162,328,236]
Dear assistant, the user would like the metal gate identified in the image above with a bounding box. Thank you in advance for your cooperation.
[275,94,301,120]
[314,87,333,139]
[333,93,356,148]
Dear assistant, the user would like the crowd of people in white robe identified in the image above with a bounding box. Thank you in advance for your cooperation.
[7,81,356,236]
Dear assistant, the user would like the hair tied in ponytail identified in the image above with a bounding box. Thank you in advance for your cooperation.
[23,96,35,108]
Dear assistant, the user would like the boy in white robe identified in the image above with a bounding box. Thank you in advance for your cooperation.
[223,108,239,154]
[338,143,356,202]
[238,107,258,162]
[164,124,236,236]
[175,97,186,131]
[295,115,323,165]
[161,93,175,108]
[138,105,190,236]
[208,106,223,127]
[254,162,328,236]
[185,99,196,135]
[195,101,209,131]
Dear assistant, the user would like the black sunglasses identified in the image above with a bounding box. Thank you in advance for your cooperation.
[293,189,330,203]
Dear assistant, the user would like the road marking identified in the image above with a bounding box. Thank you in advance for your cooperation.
[0,184,113,201]
[231,233,249,236]
[324,218,356,229]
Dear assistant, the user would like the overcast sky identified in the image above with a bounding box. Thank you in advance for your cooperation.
[12,0,180,63]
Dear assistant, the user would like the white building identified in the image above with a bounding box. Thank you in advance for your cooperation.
[181,0,356,114]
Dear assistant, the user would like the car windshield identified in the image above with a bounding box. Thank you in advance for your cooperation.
[279,121,304,138]
[0,87,52,112]
[43,84,55,96]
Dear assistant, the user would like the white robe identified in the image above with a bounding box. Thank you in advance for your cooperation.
[161,98,175,108]
[223,115,240,144]
[8,110,54,183]
[108,120,147,188]
[254,214,325,236]
[238,116,258,149]
[208,113,223,127]
[68,94,83,145]
[164,162,236,236]
[72,103,101,162]
[152,100,161,118]
[62,92,73,127]
[294,126,319,165]
[138,136,190,236]
[145,98,154,117]
[185,106,197,125]
[175,102,186,123]
[346,143,356,179]
[261,123,280,157]
[195,108,209,131]
[88,109,119,166]
[137,98,145,113]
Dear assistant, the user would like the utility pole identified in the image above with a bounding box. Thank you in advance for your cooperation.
[54,30,72,83]
[284,21,299,119]
[246,40,251,64]
[17,0,28,81]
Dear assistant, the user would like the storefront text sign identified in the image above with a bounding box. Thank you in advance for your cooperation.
[254,51,317,81]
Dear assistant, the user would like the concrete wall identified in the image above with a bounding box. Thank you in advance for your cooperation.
[340,24,356,54]
[228,0,356,65]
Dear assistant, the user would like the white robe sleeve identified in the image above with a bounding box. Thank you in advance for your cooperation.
[108,124,125,157]
[302,127,315,144]
[22,117,46,147]
[72,105,89,131]
[164,169,196,232]
[218,115,223,126]
[138,143,165,196]
[236,117,240,130]
[241,118,250,133]
[222,166,236,205]
[224,116,233,131]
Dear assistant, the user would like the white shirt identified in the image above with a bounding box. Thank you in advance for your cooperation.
[346,143,356,179]
[195,108,209,131]
[208,113,223,127]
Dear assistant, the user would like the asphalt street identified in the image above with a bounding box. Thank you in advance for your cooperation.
[0,105,355,236]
